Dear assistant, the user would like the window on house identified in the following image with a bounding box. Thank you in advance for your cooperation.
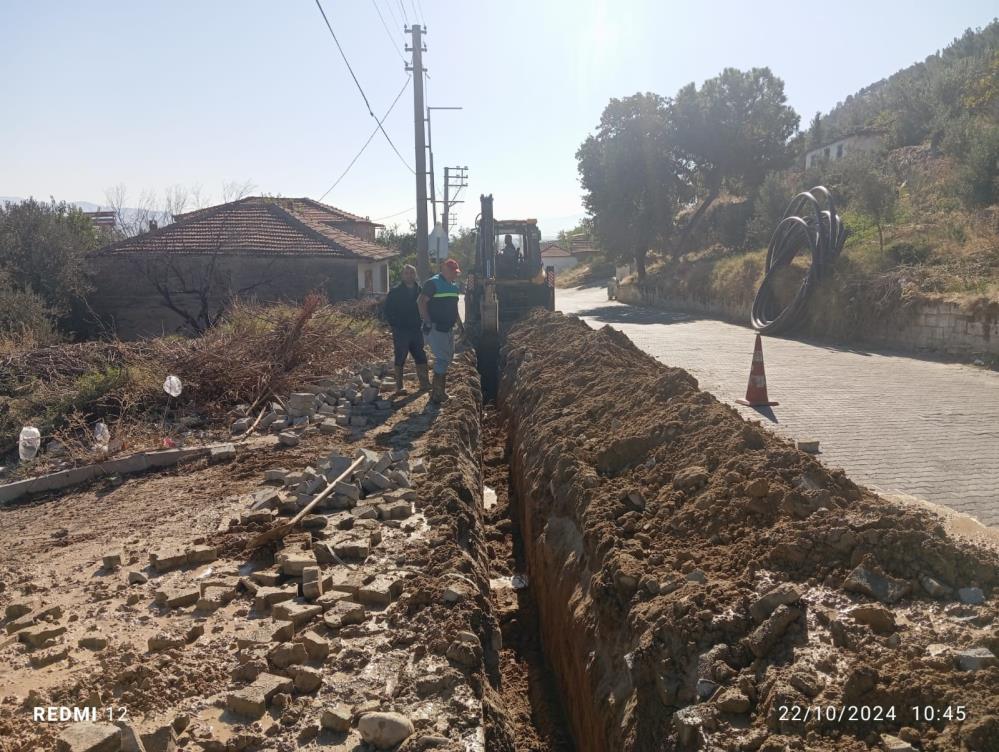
[363,269,373,292]
[836,144,844,159]
[380,264,388,292]
[823,147,830,160]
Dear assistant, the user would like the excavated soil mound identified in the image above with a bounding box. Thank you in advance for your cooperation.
[500,310,999,752]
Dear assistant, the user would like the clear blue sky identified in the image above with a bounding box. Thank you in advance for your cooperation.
[2,1,996,235]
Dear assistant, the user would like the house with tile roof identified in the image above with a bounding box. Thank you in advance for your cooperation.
[540,241,578,273]
[87,196,397,337]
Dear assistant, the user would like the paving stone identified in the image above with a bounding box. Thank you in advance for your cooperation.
[253,585,298,612]
[148,633,185,652]
[386,470,411,488]
[302,566,324,600]
[332,536,371,560]
[361,471,392,493]
[19,623,67,647]
[920,576,952,598]
[320,705,352,732]
[149,549,187,573]
[323,601,367,629]
[278,431,300,447]
[127,571,148,585]
[78,635,109,651]
[4,599,37,620]
[186,545,217,565]
[231,419,251,435]
[377,500,413,521]
[155,588,199,609]
[356,575,404,608]
[226,672,294,718]
[248,488,282,510]
[210,443,237,463]
[30,646,70,668]
[333,481,360,500]
[299,630,330,660]
[268,641,308,669]
[264,468,289,482]
[102,552,122,570]
[314,590,353,611]
[277,550,317,577]
[55,722,121,752]
[5,604,63,635]
[271,601,322,628]
[292,665,323,693]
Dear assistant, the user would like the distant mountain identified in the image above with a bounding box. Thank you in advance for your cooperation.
[1,196,106,211]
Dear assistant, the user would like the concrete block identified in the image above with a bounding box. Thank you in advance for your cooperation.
[55,722,121,752]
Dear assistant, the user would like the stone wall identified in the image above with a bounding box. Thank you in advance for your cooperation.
[86,253,362,339]
[618,283,999,358]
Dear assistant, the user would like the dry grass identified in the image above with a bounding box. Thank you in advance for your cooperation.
[0,296,389,470]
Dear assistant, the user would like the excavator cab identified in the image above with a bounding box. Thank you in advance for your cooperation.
[465,195,555,338]
[465,195,555,398]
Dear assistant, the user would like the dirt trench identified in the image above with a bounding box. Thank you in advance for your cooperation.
[492,310,999,752]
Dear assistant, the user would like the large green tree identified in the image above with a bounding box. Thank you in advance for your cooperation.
[670,67,799,256]
[576,93,684,279]
[0,199,99,336]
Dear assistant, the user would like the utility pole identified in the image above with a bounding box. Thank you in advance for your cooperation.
[425,106,462,229]
[406,24,430,280]
[442,166,468,237]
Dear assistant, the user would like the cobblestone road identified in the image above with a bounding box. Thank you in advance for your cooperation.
[557,285,999,527]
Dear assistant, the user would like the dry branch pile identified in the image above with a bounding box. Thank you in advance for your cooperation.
[0,297,389,466]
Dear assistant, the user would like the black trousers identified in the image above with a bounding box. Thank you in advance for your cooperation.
[392,327,428,366]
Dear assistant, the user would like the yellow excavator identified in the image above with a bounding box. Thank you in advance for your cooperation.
[464,195,555,397]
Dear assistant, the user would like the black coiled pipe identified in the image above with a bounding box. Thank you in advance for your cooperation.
[750,186,846,335]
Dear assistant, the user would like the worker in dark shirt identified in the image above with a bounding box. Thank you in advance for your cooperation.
[497,234,519,279]
[384,264,430,394]
[417,258,463,404]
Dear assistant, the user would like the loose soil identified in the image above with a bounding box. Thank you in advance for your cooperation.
[500,310,999,751]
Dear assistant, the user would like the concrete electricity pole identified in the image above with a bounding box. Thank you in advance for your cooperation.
[443,166,468,237]
[406,24,430,280]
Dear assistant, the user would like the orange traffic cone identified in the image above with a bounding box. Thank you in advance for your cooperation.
[737,334,778,407]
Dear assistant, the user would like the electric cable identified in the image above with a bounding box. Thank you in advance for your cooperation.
[318,76,412,201]
[750,186,846,335]
[314,0,414,174]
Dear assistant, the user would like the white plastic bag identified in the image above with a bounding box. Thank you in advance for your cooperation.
[18,426,41,461]
[94,422,111,452]
[163,375,183,397]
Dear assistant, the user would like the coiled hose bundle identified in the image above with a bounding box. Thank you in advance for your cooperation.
[750,186,846,335]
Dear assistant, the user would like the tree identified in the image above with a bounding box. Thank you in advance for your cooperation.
[670,67,800,256]
[576,93,683,279]
[808,112,824,148]
[378,223,418,281]
[843,155,898,252]
[0,199,98,326]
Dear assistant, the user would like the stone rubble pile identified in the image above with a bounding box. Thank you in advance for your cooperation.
[231,362,398,440]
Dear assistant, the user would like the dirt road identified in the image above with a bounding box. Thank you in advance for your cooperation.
[558,285,999,527]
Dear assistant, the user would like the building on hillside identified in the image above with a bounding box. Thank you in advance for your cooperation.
[87,196,395,338]
[540,241,578,273]
[803,128,886,169]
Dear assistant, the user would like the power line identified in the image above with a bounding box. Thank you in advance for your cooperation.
[318,76,412,202]
[382,0,402,31]
[415,0,427,26]
[370,0,405,62]
[409,0,420,25]
[397,0,408,24]
[313,0,414,174]
[373,206,415,221]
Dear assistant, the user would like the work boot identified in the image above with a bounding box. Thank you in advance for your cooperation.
[415,363,431,392]
[430,372,450,404]
[393,365,407,396]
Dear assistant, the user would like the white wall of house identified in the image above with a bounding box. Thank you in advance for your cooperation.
[357,261,390,294]
[805,133,884,168]
[542,253,578,273]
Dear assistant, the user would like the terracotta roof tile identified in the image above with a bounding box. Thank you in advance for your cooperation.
[98,197,395,261]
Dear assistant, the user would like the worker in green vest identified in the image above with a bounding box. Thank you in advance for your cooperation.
[417,258,463,404]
